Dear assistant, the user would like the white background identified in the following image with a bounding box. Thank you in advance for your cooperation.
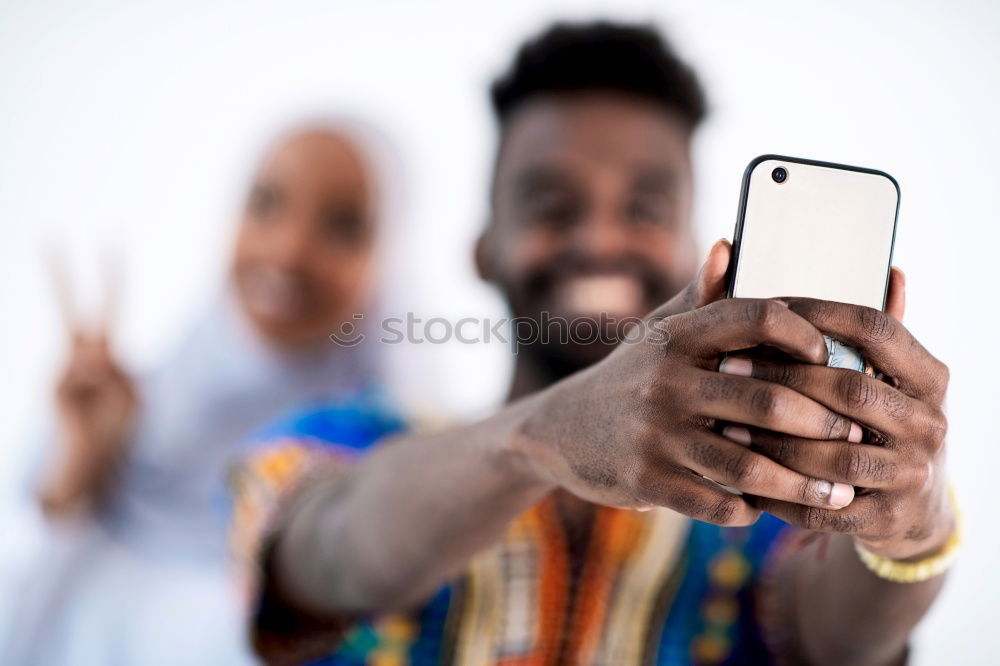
[1,0,997,662]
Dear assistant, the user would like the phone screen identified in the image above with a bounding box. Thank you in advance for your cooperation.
[729,157,899,311]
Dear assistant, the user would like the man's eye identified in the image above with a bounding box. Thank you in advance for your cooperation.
[625,196,670,226]
[524,196,580,229]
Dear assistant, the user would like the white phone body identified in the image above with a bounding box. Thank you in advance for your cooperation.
[728,155,900,311]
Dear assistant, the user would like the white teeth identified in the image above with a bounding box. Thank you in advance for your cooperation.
[555,275,643,318]
[243,267,307,322]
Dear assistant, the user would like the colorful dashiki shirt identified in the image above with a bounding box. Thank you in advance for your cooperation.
[229,392,792,666]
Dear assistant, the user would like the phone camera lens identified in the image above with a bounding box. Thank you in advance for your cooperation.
[772,167,788,183]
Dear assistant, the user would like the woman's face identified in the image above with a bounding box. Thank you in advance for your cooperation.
[232,130,376,348]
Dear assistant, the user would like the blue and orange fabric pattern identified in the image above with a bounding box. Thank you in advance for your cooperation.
[228,388,407,572]
[228,390,793,665]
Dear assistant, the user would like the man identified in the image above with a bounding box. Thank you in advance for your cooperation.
[234,23,954,665]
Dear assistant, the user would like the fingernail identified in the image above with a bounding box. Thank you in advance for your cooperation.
[848,422,863,443]
[829,482,855,508]
[718,357,752,377]
[722,425,752,445]
[771,298,789,308]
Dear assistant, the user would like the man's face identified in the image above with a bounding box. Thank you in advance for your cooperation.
[232,130,375,347]
[483,92,699,369]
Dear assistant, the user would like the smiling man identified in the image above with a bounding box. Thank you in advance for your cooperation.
[232,22,956,666]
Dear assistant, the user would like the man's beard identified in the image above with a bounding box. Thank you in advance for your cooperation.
[517,334,617,384]
[501,251,686,383]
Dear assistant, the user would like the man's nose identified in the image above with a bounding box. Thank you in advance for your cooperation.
[570,212,630,262]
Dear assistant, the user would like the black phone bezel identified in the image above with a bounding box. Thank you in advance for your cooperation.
[726,154,901,312]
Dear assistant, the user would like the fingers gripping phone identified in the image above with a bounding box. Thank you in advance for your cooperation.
[727,155,900,372]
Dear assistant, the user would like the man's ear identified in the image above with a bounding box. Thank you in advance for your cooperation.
[474,226,495,283]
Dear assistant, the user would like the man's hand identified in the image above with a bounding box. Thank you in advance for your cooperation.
[514,243,865,525]
[723,272,952,560]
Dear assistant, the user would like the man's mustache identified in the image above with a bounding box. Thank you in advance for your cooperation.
[520,252,681,308]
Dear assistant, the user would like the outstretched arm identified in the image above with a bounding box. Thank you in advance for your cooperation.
[264,239,735,620]
[255,241,886,665]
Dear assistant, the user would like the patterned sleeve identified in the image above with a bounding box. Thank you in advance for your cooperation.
[229,437,358,579]
[228,438,363,664]
[227,392,408,663]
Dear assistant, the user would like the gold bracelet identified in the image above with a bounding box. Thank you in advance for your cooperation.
[854,484,962,584]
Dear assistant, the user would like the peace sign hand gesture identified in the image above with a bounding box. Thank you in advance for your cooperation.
[39,250,137,517]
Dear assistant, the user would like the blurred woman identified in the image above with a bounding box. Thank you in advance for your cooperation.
[6,122,390,665]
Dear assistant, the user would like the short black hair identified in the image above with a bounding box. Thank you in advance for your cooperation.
[490,21,706,129]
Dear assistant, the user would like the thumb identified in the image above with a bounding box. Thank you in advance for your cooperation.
[691,238,733,309]
[884,266,906,321]
[656,239,733,319]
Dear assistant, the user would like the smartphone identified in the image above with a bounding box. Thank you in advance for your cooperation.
[728,155,900,371]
